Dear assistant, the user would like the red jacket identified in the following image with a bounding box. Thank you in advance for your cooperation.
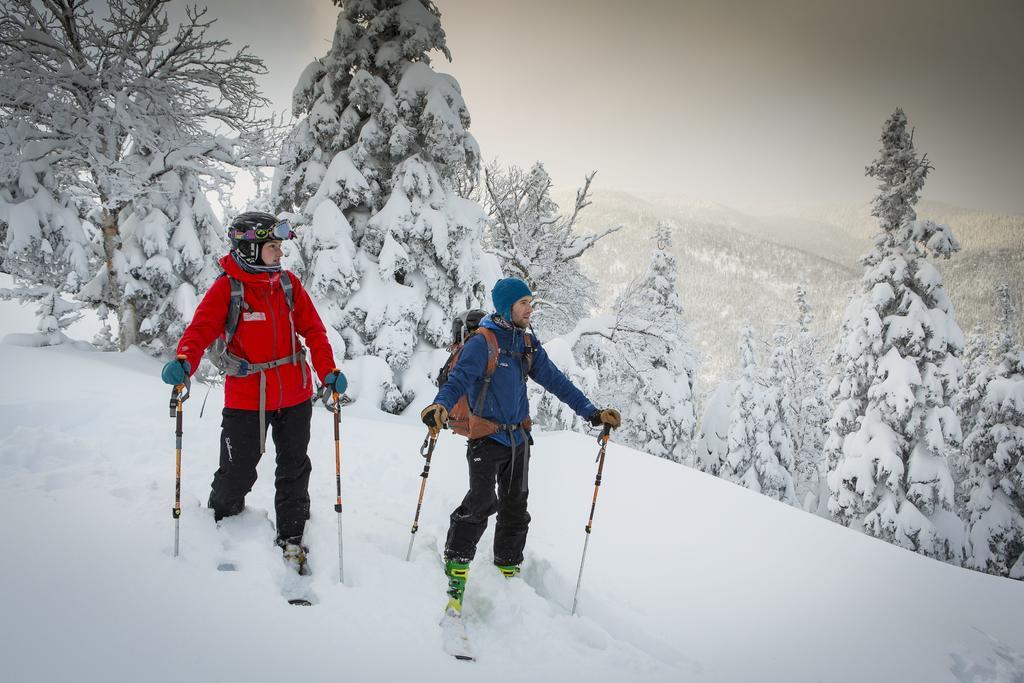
[176,255,337,411]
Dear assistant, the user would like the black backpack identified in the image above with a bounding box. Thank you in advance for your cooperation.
[437,309,487,388]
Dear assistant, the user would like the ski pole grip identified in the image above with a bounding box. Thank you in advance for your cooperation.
[172,356,192,403]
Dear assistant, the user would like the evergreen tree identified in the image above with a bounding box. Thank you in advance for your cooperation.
[788,287,830,510]
[0,285,84,347]
[78,170,226,355]
[825,109,964,561]
[481,162,619,336]
[273,0,496,411]
[694,380,738,476]
[723,324,796,503]
[0,124,93,312]
[962,285,1024,578]
[0,0,276,351]
[531,224,697,460]
[954,322,992,512]
[610,223,697,462]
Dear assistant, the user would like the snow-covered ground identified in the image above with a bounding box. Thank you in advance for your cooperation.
[1,340,1022,682]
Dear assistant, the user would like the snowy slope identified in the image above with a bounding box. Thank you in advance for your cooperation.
[1,343,1022,682]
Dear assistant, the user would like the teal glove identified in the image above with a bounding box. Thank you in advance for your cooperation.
[161,359,191,385]
[323,369,347,395]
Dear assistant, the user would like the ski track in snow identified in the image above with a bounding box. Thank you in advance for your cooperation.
[1,343,1023,682]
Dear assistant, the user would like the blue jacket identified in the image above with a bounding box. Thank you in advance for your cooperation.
[433,315,597,446]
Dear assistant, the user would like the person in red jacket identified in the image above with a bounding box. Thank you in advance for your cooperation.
[161,211,347,567]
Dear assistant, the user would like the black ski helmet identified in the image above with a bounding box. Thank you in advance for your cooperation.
[228,211,295,265]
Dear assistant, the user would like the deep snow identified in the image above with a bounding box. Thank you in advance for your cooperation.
[1,341,1022,683]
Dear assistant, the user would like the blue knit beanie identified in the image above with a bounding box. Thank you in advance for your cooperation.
[491,277,533,320]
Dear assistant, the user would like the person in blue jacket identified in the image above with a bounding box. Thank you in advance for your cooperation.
[420,277,621,615]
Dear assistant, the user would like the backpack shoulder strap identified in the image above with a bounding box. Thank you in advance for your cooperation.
[471,328,501,416]
[280,272,295,311]
[224,275,244,344]
[478,328,500,377]
[523,332,535,374]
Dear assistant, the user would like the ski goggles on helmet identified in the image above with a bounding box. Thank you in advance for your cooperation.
[231,220,295,242]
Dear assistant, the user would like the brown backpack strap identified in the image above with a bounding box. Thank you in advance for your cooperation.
[473,328,501,415]
[478,328,500,375]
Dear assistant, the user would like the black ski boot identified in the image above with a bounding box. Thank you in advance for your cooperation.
[276,535,310,576]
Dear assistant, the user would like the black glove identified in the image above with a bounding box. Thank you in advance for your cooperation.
[588,408,621,429]
[421,403,448,431]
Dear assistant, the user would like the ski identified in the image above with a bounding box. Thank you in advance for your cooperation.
[440,608,475,661]
[281,569,316,606]
[280,544,317,606]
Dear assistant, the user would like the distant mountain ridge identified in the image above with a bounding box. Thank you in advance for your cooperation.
[553,188,1023,399]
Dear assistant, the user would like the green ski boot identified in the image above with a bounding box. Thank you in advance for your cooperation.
[495,563,520,579]
[444,558,470,614]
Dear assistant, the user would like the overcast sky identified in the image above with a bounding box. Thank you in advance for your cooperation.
[203,0,1024,214]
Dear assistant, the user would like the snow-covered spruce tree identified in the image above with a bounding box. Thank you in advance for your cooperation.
[767,325,800,486]
[0,0,276,352]
[273,0,495,412]
[0,285,85,347]
[695,380,738,476]
[77,170,227,356]
[825,108,964,561]
[788,287,830,511]
[721,324,796,503]
[954,322,992,511]
[0,122,93,324]
[604,223,697,462]
[962,284,1024,578]
[481,162,619,336]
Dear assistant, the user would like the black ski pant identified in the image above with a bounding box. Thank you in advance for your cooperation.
[208,399,312,540]
[445,436,531,566]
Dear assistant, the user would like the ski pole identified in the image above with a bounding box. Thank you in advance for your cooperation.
[329,390,345,584]
[168,356,191,558]
[571,424,612,615]
[405,428,439,561]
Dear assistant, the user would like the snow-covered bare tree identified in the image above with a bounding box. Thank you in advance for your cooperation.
[273,0,498,412]
[0,0,277,352]
[722,323,797,503]
[961,284,1024,578]
[481,162,620,336]
[825,108,965,561]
